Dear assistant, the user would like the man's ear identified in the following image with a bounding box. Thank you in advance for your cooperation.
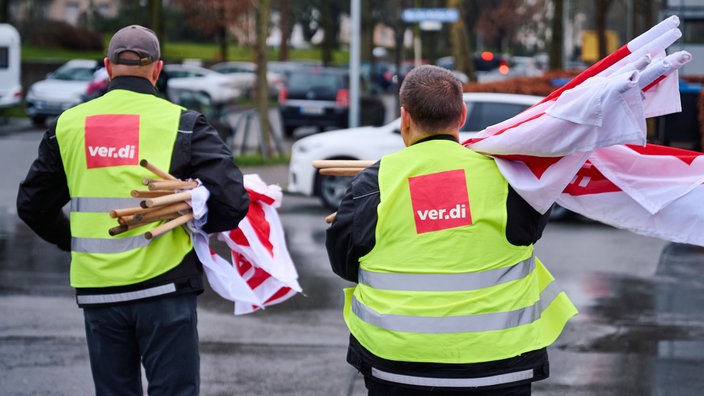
[458,102,467,129]
[151,60,164,84]
[104,57,113,79]
[400,107,413,146]
[400,107,410,130]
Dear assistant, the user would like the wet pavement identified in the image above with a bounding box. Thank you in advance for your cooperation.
[2,117,704,395]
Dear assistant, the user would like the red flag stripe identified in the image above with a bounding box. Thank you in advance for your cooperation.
[563,161,622,196]
[625,144,703,165]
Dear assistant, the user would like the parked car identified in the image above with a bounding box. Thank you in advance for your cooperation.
[24,59,99,126]
[437,54,511,83]
[278,66,386,138]
[163,63,242,105]
[210,61,285,99]
[288,92,543,210]
[360,61,396,92]
[508,56,545,77]
[268,60,321,80]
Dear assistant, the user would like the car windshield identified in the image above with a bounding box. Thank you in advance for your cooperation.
[216,64,254,73]
[288,72,344,92]
[167,67,208,78]
[52,66,95,82]
[461,102,531,132]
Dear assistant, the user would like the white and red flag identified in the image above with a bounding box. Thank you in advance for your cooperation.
[560,145,704,246]
[463,16,704,246]
[191,174,302,315]
[218,174,302,315]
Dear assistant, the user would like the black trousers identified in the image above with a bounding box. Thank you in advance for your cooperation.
[83,293,200,396]
[365,377,532,396]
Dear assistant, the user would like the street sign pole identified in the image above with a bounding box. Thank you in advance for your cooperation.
[349,0,360,128]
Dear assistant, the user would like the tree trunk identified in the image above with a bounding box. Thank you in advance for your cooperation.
[361,0,373,64]
[255,0,273,159]
[149,0,164,52]
[217,25,228,62]
[393,0,406,114]
[279,0,290,60]
[548,0,563,71]
[639,0,655,35]
[450,0,475,82]
[596,0,608,60]
[321,0,333,66]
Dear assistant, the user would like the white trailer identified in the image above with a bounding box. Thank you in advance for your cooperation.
[0,23,22,109]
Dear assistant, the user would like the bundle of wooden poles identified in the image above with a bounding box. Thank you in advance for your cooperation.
[108,159,197,240]
[312,159,375,224]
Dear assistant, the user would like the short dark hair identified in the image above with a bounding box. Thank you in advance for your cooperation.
[399,65,464,133]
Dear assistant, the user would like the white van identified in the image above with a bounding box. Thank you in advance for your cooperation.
[0,23,22,109]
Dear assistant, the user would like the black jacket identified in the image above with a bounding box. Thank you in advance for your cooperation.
[16,76,249,304]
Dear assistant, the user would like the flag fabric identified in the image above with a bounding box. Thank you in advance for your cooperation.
[558,145,704,246]
[539,15,683,118]
[462,15,704,246]
[191,174,302,315]
[218,174,302,315]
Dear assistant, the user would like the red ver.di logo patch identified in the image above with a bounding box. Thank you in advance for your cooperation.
[409,169,472,234]
[85,114,140,169]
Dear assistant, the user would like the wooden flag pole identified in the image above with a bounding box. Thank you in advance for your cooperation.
[313,159,376,224]
[109,158,200,239]
[319,167,366,176]
[140,191,192,209]
[312,159,375,169]
[145,212,195,240]
[140,159,178,181]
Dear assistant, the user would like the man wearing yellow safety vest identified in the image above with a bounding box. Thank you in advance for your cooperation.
[326,65,578,395]
[16,25,249,395]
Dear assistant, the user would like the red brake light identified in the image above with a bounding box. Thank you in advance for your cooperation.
[481,51,494,61]
[278,88,288,104]
[336,89,349,107]
[498,58,509,74]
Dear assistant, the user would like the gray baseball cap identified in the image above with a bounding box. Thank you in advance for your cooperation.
[108,25,160,66]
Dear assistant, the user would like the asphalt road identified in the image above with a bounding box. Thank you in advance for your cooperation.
[2,115,704,395]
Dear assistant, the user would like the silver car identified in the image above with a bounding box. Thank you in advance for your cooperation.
[24,59,99,126]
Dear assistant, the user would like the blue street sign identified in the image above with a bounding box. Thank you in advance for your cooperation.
[402,8,459,23]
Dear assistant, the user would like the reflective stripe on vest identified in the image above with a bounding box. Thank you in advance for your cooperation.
[71,197,142,213]
[351,280,561,334]
[76,283,177,305]
[70,197,151,253]
[358,256,535,292]
[72,235,151,254]
[371,367,534,388]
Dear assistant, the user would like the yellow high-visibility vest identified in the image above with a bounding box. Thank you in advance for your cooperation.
[344,139,577,364]
[56,89,192,288]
